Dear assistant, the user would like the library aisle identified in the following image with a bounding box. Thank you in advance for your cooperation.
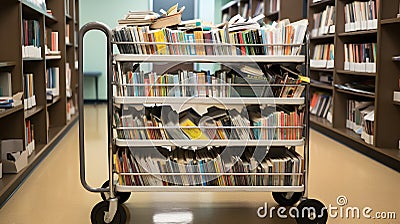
[0,105,399,224]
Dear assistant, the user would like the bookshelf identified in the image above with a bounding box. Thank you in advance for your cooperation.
[308,0,400,171]
[0,0,79,206]
[220,0,304,23]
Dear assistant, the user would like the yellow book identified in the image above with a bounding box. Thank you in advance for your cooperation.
[153,29,167,55]
[113,154,123,185]
[193,31,205,55]
[180,118,208,140]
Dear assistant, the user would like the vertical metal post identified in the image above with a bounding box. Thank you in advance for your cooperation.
[303,33,311,199]
[78,22,113,193]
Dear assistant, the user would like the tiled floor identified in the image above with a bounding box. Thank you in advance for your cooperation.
[0,105,398,223]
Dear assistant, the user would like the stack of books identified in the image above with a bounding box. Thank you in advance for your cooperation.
[113,105,304,141]
[311,5,335,37]
[114,146,304,187]
[310,44,334,68]
[112,19,308,56]
[344,0,378,32]
[344,43,376,73]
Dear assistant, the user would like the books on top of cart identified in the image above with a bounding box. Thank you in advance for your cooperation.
[112,14,308,56]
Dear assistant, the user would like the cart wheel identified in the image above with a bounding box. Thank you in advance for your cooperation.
[101,180,131,204]
[90,201,127,224]
[272,192,303,206]
[296,199,328,224]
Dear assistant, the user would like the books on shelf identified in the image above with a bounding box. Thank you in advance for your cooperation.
[311,5,335,37]
[66,62,72,98]
[344,43,376,73]
[114,146,304,187]
[346,100,374,145]
[25,119,35,156]
[310,44,334,68]
[65,24,71,44]
[113,65,306,98]
[335,79,375,96]
[46,67,60,97]
[24,73,36,110]
[22,19,41,58]
[268,0,280,14]
[253,1,265,17]
[310,92,332,121]
[394,91,400,103]
[112,19,308,56]
[45,29,60,55]
[240,3,249,19]
[65,0,70,15]
[344,0,377,32]
[113,104,304,141]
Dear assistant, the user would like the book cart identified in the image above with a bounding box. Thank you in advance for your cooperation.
[78,22,328,224]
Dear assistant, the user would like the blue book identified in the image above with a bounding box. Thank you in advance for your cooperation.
[185,34,196,55]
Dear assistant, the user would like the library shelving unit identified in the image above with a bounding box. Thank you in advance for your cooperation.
[0,0,79,206]
[307,0,400,171]
[221,0,304,23]
[78,22,328,224]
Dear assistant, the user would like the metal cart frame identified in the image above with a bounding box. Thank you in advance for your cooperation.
[78,22,327,224]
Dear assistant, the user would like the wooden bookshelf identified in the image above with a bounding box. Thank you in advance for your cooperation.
[221,0,304,23]
[308,0,400,171]
[0,0,79,207]
[337,30,377,37]
[310,68,333,72]
[336,70,376,77]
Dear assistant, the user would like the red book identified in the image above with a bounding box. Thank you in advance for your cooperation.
[238,31,246,55]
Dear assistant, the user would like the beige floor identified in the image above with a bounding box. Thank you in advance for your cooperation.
[0,105,399,224]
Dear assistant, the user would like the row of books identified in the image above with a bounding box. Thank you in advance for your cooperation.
[112,19,307,56]
[310,44,334,69]
[46,30,59,53]
[310,92,332,122]
[344,43,376,73]
[25,119,35,156]
[22,19,41,58]
[311,5,335,37]
[46,67,60,97]
[114,146,304,187]
[344,0,378,32]
[113,66,305,98]
[24,73,36,110]
[113,104,304,141]
[268,0,280,14]
[65,24,71,44]
[346,100,374,145]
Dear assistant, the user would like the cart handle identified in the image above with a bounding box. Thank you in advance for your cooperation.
[79,22,113,193]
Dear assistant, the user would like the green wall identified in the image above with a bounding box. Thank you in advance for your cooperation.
[80,0,149,100]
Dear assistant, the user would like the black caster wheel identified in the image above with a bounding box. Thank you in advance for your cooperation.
[90,201,127,224]
[101,180,131,204]
[272,192,303,206]
[296,199,328,224]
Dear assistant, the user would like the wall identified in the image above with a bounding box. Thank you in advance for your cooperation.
[80,0,149,100]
